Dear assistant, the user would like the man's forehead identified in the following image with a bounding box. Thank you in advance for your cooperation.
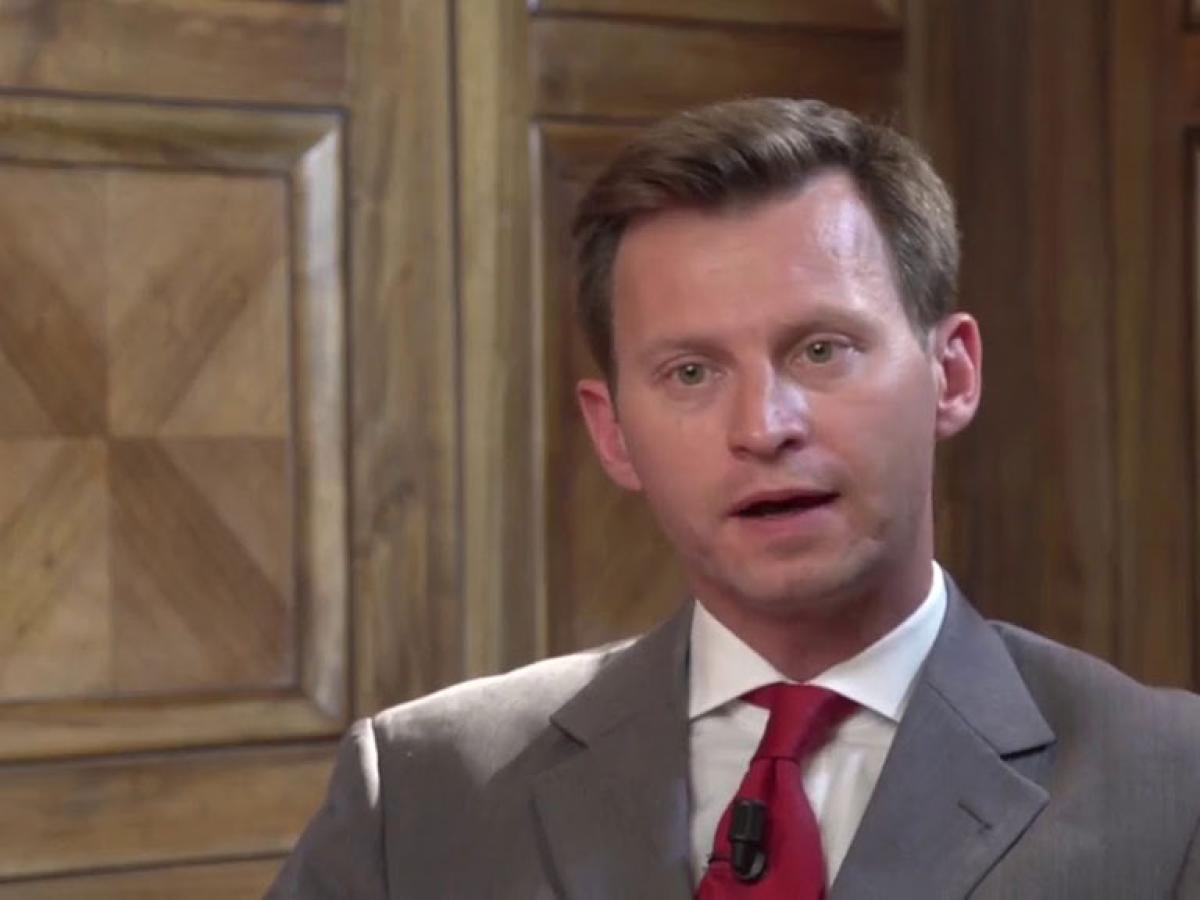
[611,173,895,310]
[614,172,887,277]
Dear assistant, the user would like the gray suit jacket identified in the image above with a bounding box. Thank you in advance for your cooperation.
[268,585,1200,898]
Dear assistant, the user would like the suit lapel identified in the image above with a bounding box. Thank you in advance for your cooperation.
[533,605,694,900]
[831,584,1055,900]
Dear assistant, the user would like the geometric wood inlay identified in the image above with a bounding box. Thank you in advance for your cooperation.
[110,438,292,694]
[0,164,293,701]
[0,440,109,702]
[0,96,347,758]
[107,170,289,438]
[0,168,108,437]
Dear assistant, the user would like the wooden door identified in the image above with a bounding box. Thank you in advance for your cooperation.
[0,1,460,894]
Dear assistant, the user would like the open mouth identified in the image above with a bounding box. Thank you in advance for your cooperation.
[733,491,838,519]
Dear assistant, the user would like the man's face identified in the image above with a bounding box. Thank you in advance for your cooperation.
[578,170,979,621]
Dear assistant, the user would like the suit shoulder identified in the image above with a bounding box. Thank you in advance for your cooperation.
[991,620,1200,759]
[369,638,634,763]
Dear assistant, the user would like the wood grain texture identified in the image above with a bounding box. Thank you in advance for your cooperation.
[0,167,107,436]
[0,857,282,900]
[0,744,333,880]
[1183,32,1200,124]
[534,0,902,31]
[291,125,350,719]
[107,170,290,437]
[0,0,352,886]
[457,0,544,676]
[1022,0,1118,657]
[538,123,686,654]
[0,441,109,701]
[913,0,1197,687]
[0,0,345,105]
[0,99,349,748]
[903,0,958,180]
[348,0,463,710]
[110,439,291,693]
[1110,0,1193,685]
[0,693,335,763]
[923,0,1120,658]
[532,15,903,121]
[0,96,339,173]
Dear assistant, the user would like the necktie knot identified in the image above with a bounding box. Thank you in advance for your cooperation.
[744,683,855,762]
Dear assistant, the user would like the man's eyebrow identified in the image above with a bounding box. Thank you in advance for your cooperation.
[632,307,875,366]
[633,335,727,368]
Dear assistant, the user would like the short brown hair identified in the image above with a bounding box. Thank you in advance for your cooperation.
[572,97,959,380]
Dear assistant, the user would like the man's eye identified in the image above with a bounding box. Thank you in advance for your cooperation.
[804,340,839,364]
[673,362,708,386]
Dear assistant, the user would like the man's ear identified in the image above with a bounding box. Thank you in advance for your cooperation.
[576,378,643,491]
[930,312,983,440]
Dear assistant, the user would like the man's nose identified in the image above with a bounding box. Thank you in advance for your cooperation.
[727,370,810,458]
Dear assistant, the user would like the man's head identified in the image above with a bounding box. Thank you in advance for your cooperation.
[573,98,981,630]
[573,97,960,384]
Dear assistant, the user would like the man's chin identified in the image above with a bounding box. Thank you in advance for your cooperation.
[706,562,864,621]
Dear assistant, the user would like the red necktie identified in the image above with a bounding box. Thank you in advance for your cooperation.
[696,684,856,899]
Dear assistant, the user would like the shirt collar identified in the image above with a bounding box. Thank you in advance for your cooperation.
[687,563,948,723]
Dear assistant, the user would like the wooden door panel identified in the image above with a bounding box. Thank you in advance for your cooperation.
[0,0,442,889]
[0,858,282,900]
[536,0,902,30]
[0,0,345,106]
[0,96,348,761]
[532,15,903,121]
[0,744,331,880]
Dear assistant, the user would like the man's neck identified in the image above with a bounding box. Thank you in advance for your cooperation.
[695,563,935,683]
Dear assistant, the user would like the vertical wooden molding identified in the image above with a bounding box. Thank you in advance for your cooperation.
[1108,0,1195,687]
[529,125,552,662]
[293,126,350,718]
[457,0,545,677]
[902,0,960,184]
[348,0,463,712]
[1024,0,1119,660]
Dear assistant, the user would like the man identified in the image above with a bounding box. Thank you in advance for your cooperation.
[268,98,1200,898]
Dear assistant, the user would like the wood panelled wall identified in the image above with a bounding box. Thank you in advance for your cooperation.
[913,0,1199,688]
[0,0,1197,894]
[0,0,454,894]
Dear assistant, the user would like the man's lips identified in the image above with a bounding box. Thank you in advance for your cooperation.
[730,487,840,518]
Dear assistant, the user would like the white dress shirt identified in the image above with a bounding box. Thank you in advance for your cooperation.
[687,563,947,886]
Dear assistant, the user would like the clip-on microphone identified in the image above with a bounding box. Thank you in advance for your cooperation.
[728,798,767,882]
